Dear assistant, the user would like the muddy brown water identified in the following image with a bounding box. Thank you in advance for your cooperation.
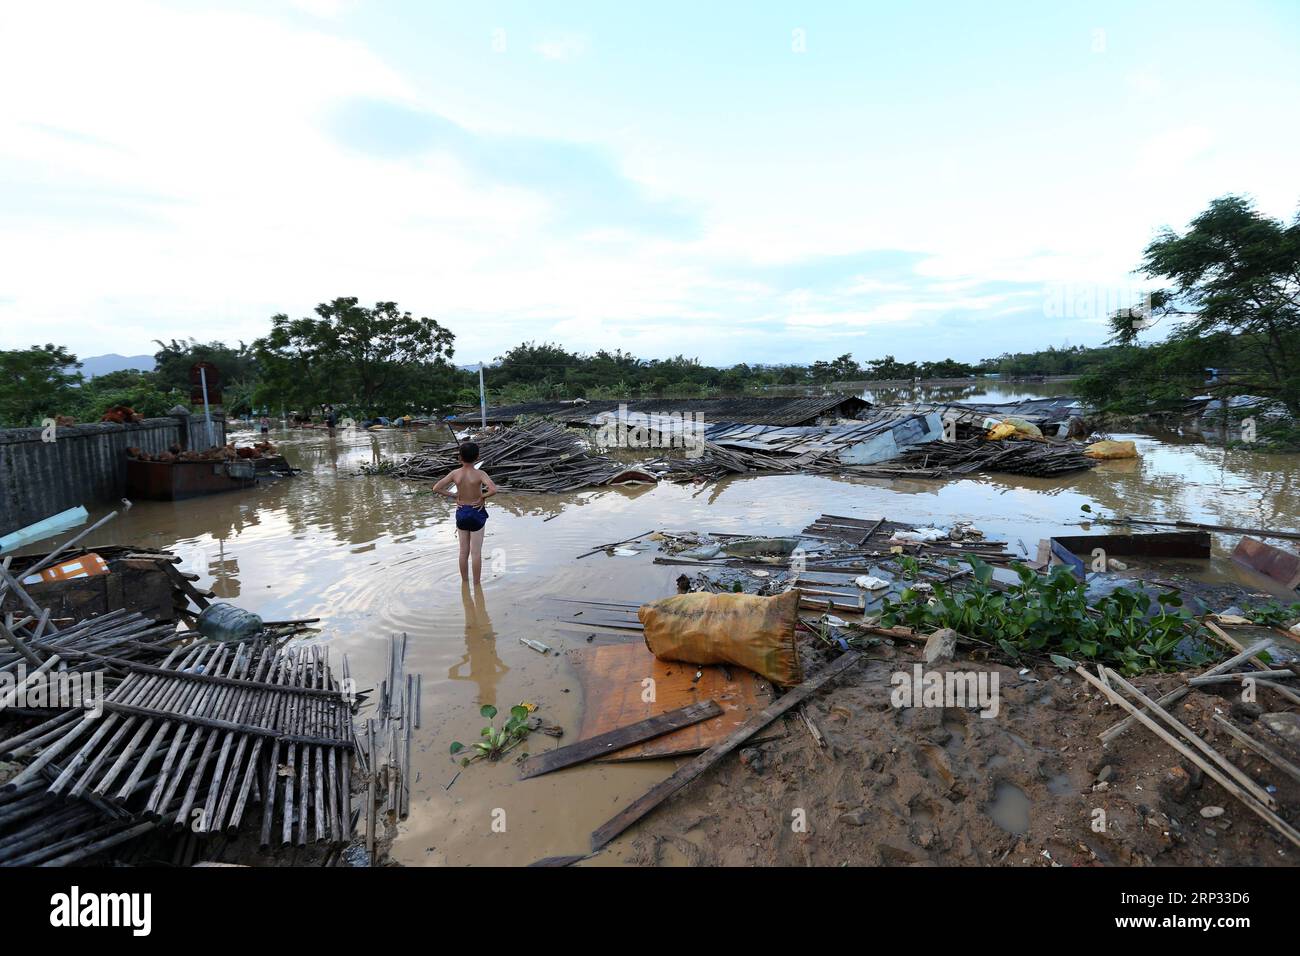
[27,387,1300,865]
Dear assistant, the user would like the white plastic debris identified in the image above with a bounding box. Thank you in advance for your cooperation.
[854,575,890,590]
[892,528,944,543]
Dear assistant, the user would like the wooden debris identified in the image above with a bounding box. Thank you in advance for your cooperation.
[359,633,418,864]
[1106,516,1300,542]
[394,419,629,492]
[589,651,863,851]
[1212,714,1300,786]
[567,642,782,760]
[841,436,1097,478]
[517,700,722,779]
[1099,638,1274,745]
[1076,665,1300,850]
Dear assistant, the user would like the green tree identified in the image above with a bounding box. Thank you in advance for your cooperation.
[1110,195,1300,412]
[252,298,457,417]
[0,344,82,427]
[73,369,178,421]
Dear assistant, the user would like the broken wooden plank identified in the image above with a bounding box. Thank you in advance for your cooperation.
[568,642,782,760]
[160,561,212,610]
[589,651,863,851]
[1051,531,1212,561]
[517,700,723,780]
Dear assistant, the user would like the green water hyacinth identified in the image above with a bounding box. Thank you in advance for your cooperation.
[880,556,1211,676]
[450,704,532,766]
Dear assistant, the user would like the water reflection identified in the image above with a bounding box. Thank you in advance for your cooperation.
[448,582,507,706]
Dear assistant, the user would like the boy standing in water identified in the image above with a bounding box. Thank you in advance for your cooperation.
[431,442,498,584]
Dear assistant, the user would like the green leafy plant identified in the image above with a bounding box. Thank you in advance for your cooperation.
[897,555,922,581]
[1241,601,1300,629]
[880,556,1210,675]
[450,704,531,765]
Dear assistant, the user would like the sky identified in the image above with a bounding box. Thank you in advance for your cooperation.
[1,0,1298,367]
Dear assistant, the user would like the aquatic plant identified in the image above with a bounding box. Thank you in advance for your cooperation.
[1241,600,1300,629]
[880,556,1209,675]
[450,704,531,765]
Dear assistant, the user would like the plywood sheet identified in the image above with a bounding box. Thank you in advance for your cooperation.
[567,642,784,760]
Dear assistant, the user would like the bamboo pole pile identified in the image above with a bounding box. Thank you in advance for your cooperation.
[355,633,418,864]
[647,439,802,483]
[841,436,1097,479]
[395,419,626,492]
[0,637,356,864]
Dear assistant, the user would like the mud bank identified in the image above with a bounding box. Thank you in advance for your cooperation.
[620,643,1298,867]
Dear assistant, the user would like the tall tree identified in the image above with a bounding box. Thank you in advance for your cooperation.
[0,345,82,427]
[252,298,456,416]
[1110,195,1300,412]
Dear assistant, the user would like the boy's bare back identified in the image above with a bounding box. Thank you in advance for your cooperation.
[449,464,489,506]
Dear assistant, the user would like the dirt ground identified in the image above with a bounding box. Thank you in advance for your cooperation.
[620,640,1300,867]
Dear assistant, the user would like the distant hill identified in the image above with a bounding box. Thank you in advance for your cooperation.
[79,353,156,378]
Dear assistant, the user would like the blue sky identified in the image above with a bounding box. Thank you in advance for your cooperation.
[1,0,1297,366]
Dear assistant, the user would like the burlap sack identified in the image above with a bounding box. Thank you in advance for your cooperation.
[638,589,803,685]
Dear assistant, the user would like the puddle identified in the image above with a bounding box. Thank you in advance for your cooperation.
[988,781,1032,835]
[1047,774,1074,796]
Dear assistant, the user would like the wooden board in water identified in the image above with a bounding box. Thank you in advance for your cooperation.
[567,642,785,760]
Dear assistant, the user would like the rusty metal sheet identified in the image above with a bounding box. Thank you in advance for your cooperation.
[1232,536,1300,589]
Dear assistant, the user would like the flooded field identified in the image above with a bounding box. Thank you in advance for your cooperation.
[54,387,1300,865]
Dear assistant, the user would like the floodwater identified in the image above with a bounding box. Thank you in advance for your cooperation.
[38,384,1300,865]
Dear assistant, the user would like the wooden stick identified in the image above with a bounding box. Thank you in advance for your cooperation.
[518,701,722,780]
[1212,714,1300,785]
[590,651,862,851]
[1100,666,1276,810]
[1188,670,1296,685]
[1106,515,1300,542]
[1099,639,1274,745]
[1075,665,1300,850]
[575,529,657,560]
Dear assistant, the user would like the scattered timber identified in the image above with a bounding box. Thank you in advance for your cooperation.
[841,436,1097,479]
[359,633,416,864]
[394,420,629,492]
[589,650,863,851]
[1076,665,1300,850]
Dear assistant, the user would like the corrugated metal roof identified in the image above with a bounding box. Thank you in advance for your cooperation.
[455,395,867,427]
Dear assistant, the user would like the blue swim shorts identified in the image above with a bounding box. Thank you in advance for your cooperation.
[455,504,488,532]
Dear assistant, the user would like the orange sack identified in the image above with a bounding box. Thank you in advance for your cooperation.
[638,589,803,686]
